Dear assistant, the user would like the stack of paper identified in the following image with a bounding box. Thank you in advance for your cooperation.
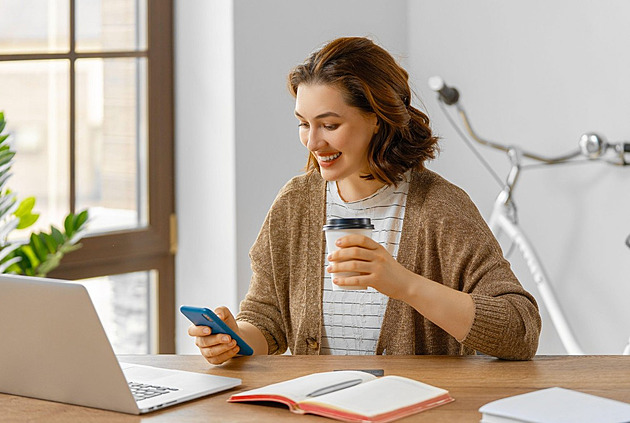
[479,387,630,423]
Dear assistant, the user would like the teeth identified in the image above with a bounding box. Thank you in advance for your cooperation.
[320,152,341,162]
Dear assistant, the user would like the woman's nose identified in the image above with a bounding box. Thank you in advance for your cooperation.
[306,128,325,151]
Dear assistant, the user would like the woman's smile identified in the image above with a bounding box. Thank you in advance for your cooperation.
[318,152,341,166]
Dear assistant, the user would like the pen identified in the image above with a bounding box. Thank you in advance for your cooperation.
[305,378,363,398]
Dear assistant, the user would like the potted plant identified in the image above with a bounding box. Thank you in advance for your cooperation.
[0,111,88,277]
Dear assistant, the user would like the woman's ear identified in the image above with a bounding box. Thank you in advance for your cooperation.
[372,115,380,134]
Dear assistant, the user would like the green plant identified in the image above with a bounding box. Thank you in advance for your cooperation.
[0,111,89,277]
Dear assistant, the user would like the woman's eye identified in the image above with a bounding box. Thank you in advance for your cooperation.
[298,122,309,129]
[323,124,339,130]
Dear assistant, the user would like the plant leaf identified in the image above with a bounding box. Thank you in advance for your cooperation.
[0,217,19,241]
[0,161,11,178]
[14,197,35,217]
[30,233,48,262]
[0,256,22,274]
[73,209,89,230]
[50,225,65,244]
[0,243,22,262]
[64,214,75,238]
[0,150,15,167]
[0,191,16,211]
[20,245,40,269]
[16,213,39,230]
[0,199,18,222]
[40,233,58,253]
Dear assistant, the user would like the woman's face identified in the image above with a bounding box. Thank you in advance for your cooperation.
[294,83,378,185]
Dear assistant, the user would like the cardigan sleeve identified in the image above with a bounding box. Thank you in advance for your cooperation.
[235,173,321,356]
[419,178,542,360]
[236,192,291,355]
[236,211,288,355]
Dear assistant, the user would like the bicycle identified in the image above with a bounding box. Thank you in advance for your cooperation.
[428,76,630,355]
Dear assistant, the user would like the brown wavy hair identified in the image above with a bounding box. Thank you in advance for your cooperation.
[287,36,439,185]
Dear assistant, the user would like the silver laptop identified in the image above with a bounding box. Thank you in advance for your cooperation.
[0,274,241,414]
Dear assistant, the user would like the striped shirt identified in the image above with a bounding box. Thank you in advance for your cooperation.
[321,173,410,355]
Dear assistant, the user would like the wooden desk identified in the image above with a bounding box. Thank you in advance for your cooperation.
[2,355,629,422]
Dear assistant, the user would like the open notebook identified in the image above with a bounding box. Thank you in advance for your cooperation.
[229,370,453,422]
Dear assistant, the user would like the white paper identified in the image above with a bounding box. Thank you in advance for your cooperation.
[479,387,630,423]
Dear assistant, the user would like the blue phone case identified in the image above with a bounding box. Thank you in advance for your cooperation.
[180,305,254,356]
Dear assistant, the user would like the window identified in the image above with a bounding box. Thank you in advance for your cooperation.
[0,0,175,352]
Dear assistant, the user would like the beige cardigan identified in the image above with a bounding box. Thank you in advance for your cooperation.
[237,169,541,360]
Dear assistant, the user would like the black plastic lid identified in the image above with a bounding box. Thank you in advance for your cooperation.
[323,218,374,231]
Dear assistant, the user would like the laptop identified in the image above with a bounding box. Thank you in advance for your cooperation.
[0,274,241,414]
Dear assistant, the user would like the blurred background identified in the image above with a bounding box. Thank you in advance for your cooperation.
[1,0,628,356]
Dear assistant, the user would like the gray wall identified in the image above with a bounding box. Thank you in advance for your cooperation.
[410,0,630,354]
[176,0,630,354]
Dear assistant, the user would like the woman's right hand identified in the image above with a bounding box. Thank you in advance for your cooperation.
[188,306,241,365]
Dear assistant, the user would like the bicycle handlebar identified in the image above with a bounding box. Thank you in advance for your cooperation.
[428,76,630,166]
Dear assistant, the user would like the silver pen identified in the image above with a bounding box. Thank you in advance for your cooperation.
[305,378,363,398]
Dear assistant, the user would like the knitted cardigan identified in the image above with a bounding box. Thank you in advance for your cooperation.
[237,169,541,360]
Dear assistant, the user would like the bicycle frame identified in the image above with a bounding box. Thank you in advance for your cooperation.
[490,172,630,355]
[431,78,630,354]
[489,187,585,355]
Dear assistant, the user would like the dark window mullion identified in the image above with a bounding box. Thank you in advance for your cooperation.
[69,0,76,214]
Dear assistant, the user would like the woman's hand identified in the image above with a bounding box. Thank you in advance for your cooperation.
[328,234,475,341]
[326,234,416,299]
[188,306,241,365]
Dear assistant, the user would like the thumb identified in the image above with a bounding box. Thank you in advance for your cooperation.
[214,306,238,331]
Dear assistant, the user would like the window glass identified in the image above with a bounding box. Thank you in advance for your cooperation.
[75,0,147,52]
[78,270,157,354]
[0,0,69,54]
[75,57,148,233]
[0,60,70,237]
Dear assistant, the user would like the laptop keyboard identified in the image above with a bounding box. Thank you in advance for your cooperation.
[128,381,180,401]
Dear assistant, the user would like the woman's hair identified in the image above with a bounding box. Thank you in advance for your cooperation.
[287,36,439,185]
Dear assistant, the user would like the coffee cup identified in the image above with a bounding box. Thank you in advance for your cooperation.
[323,218,374,290]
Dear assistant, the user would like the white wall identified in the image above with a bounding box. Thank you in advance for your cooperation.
[175,0,408,353]
[174,0,236,353]
[176,0,630,355]
[409,0,630,354]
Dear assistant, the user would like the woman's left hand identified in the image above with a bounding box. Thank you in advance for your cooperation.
[327,234,416,299]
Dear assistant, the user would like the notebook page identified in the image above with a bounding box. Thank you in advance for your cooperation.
[234,371,375,403]
[301,375,449,416]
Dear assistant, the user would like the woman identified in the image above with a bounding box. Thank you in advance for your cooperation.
[189,37,541,363]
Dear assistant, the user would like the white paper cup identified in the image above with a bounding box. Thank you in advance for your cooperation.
[323,218,374,291]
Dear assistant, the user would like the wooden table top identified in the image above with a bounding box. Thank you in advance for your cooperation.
[2,354,629,422]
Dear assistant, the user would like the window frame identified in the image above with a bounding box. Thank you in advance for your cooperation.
[0,0,175,353]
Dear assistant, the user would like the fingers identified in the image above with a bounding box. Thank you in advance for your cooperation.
[328,234,380,263]
[188,324,211,337]
[328,245,373,264]
[199,340,240,365]
[188,325,239,365]
[186,306,241,366]
[332,274,369,289]
[333,234,379,249]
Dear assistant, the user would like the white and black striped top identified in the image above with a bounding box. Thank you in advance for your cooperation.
[321,172,410,355]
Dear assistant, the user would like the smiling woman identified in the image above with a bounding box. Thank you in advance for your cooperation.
[187,36,541,365]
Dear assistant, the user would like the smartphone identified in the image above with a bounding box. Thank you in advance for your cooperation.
[180,305,254,356]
